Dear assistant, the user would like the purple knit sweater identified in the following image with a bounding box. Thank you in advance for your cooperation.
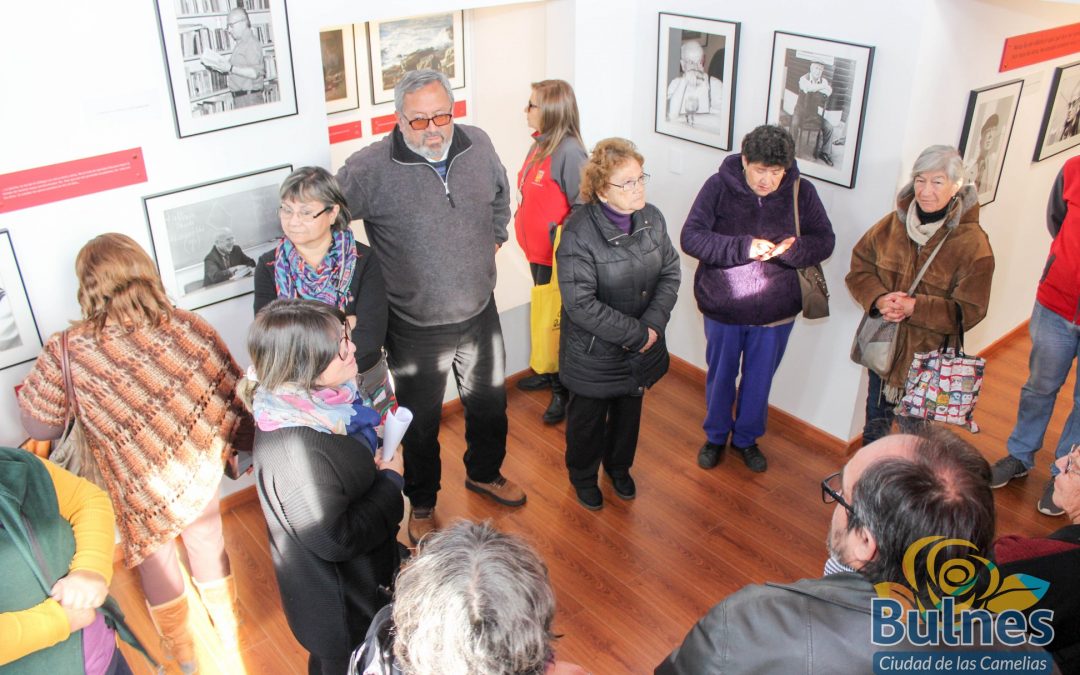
[681,154,835,325]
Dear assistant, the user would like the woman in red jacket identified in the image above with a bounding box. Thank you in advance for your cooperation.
[515,79,587,425]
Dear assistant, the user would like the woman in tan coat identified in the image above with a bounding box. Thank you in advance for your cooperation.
[846,145,994,445]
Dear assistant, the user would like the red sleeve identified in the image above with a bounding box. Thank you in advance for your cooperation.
[994,534,1080,565]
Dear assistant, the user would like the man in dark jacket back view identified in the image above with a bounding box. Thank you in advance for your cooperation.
[656,428,1060,674]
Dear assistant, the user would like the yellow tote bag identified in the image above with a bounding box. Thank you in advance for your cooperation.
[529,227,563,374]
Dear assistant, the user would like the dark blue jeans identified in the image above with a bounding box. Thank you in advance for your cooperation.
[386,297,508,508]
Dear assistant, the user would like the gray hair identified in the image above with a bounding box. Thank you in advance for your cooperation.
[279,166,351,232]
[392,521,556,675]
[394,69,454,115]
[910,145,965,186]
[248,299,344,391]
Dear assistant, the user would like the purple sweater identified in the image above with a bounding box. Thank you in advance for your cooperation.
[681,154,835,325]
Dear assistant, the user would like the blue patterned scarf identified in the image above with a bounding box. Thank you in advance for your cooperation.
[272,229,358,310]
[252,379,380,454]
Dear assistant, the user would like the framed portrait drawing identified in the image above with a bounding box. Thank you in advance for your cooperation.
[1034,61,1080,162]
[654,13,740,151]
[958,79,1023,207]
[321,25,359,114]
[143,165,291,310]
[154,0,298,138]
[766,32,874,189]
[0,230,42,370]
[366,11,465,105]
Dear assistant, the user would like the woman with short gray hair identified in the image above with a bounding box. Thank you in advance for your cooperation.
[846,144,994,445]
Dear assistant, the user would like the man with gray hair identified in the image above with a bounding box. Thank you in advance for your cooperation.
[665,40,723,128]
[336,69,522,546]
[203,227,255,287]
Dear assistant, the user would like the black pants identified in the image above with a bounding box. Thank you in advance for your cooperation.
[386,297,508,508]
[565,392,643,487]
[529,263,567,395]
[863,370,918,446]
[308,653,349,675]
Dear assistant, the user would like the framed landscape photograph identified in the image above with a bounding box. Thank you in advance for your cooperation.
[958,79,1023,207]
[766,31,874,189]
[654,13,740,151]
[154,0,298,138]
[0,230,42,370]
[1034,61,1080,162]
[142,165,291,310]
[321,25,359,114]
[366,11,465,105]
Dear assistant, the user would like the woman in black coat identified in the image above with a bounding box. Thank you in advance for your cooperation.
[246,299,404,675]
[556,138,681,511]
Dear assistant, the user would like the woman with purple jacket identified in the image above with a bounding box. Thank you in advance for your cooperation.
[682,125,834,473]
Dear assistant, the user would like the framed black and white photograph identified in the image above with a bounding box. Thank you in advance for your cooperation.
[155,0,298,138]
[1034,61,1080,162]
[366,11,465,105]
[958,79,1023,207]
[143,165,291,310]
[766,31,874,189]
[0,230,42,370]
[654,13,739,151]
[321,25,359,114]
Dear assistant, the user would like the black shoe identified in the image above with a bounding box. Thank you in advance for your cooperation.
[697,442,724,469]
[818,153,834,167]
[542,391,567,424]
[516,372,552,391]
[608,473,636,500]
[575,485,603,510]
[734,443,767,473]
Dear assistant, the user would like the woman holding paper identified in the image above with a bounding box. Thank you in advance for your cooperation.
[245,299,404,675]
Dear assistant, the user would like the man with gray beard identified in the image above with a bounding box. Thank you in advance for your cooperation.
[336,69,523,547]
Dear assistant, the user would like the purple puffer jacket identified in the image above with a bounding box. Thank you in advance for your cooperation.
[681,154,835,325]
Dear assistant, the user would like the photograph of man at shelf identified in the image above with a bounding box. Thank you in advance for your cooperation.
[200,8,266,109]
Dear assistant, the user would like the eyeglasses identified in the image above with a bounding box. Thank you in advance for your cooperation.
[526,101,539,110]
[822,472,856,516]
[338,327,352,361]
[404,113,453,131]
[279,205,331,224]
[608,174,650,192]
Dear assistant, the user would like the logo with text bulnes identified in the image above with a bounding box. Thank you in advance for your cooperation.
[871,536,1053,648]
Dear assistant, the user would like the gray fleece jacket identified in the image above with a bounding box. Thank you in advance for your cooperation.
[336,124,511,326]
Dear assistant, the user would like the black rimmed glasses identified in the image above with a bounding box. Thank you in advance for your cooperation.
[404,113,453,131]
[608,174,650,192]
[822,472,855,516]
[338,326,352,360]
[279,205,331,224]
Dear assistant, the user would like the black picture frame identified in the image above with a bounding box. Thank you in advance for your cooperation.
[1033,61,1080,162]
[958,79,1023,207]
[654,12,740,151]
[142,165,292,310]
[0,229,43,370]
[765,31,874,189]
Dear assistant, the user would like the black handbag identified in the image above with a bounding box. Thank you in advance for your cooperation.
[793,178,830,319]
[627,335,670,389]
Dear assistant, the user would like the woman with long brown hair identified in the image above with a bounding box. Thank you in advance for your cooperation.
[514,79,588,425]
[19,233,247,674]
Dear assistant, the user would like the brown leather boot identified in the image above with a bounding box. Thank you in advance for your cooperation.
[195,575,241,651]
[147,594,198,674]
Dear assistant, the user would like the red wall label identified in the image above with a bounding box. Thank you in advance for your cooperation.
[1001,23,1080,71]
[370,100,468,137]
[0,148,147,213]
[328,121,363,144]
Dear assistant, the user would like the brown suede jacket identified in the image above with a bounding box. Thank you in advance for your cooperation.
[845,184,994,391]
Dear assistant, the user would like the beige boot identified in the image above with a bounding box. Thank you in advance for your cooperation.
[195,575,241,650]
[147,594,198,674]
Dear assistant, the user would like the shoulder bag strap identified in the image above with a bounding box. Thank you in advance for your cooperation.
[60,330,78,422]
[793,178,801,237]
[905,231,950,296]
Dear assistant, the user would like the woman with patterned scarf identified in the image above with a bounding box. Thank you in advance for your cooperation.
[254,166,395,419]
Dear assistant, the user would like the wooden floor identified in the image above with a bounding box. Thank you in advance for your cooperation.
[113,327,1071,674]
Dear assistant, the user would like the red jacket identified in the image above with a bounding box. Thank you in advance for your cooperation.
[514,135,586,266]
[1038,157,1080,324]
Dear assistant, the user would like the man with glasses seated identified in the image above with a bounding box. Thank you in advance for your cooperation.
[657,428,1054,674]
[336,69,523,547]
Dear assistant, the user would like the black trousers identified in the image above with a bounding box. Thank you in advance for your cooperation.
[386,297,508,508]
[565,392,643,487]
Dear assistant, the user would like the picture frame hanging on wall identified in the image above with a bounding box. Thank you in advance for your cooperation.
[154,0,298,138]
[958,79,1023,207]
[765,31,874,189]
[0,230,43,370]
[143,165,292,311]
[321,25,359,114]
[366,11,465,105]
[654,13,740,151]
[1033,60,1080,162]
